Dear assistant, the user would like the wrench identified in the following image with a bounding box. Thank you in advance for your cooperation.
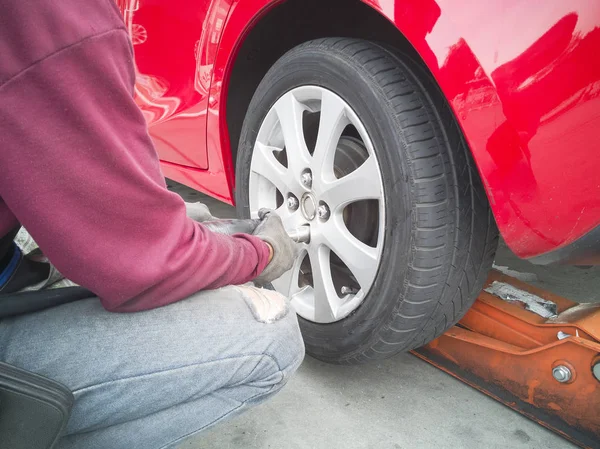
[202,219,311,243]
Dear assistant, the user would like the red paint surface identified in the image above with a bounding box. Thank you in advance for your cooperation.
[120,0,600,258]
[116,0,231,170]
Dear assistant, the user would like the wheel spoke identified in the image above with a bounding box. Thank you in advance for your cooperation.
[319,156,382,209]
[272,249,306,297]
[282,210,307,231]
[308,245,338,322]
[251,142,288,195]
[272,204,307,232]
[312,90,349,180]
[273,203,292,225]
[321,219,378,291]
[274,93,311,174]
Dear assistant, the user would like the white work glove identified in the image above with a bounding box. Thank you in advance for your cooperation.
[252,209,298,285]
[184,201,214,222]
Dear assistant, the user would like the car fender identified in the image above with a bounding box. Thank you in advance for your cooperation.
[210,0,600,258]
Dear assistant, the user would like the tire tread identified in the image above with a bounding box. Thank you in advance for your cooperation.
[296,38,498,364]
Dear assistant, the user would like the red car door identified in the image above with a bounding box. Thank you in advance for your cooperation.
[116,0,230,169]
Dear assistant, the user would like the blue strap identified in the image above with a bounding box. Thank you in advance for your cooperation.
[0,243,21,287]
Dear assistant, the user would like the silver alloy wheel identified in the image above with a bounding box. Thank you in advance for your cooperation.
[249,86,385,324]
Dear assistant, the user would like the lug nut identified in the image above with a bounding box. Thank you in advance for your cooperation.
[301,170,313,188]
[552,365,572,383]
[317,203,330,221]
[287,195,299,211]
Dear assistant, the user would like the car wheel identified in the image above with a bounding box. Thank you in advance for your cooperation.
[236,38,498,364]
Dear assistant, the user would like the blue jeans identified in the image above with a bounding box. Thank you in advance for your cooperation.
[0,286,305,449]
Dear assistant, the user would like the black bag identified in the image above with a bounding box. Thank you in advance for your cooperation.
[0,362,73,449]
[0,229,85,447]
[0,286,91,448]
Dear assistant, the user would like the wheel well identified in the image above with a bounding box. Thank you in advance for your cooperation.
[226,0,425,167]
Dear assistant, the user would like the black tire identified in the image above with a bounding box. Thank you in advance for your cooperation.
[236,38,498,364]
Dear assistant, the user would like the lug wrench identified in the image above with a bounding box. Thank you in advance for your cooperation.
[287,225,310,244]
[202,218,311,244]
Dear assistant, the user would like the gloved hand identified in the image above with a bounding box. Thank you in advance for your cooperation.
[253,209,298,284]
[184,201,214,222]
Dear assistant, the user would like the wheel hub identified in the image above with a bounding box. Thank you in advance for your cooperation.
[300,193,317,221]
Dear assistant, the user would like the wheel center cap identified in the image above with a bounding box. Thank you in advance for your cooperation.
[301,193,317,220]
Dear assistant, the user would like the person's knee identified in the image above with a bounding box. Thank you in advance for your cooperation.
[235,285,305,386]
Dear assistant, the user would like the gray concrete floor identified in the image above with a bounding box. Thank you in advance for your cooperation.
[169,181,599,449]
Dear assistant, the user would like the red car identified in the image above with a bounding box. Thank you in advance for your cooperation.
[117,0,600,363]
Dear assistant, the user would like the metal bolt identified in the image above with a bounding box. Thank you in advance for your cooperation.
[317,204,330,221]
[552,365,572,383]
[287,195,299,211]
[593,362,600,383]
[301,171,313,188]
[341,286,359,295]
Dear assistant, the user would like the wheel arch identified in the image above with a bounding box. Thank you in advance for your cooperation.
[212,0,502,237]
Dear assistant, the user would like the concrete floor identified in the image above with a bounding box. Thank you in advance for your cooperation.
[169,181,600,449]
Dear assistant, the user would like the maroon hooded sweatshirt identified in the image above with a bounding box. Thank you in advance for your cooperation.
[0,0,270,311]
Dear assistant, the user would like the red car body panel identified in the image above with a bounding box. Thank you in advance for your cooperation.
[118,0,600,259]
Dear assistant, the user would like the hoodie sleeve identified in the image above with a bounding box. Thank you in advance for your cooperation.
[0,23,270,311]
